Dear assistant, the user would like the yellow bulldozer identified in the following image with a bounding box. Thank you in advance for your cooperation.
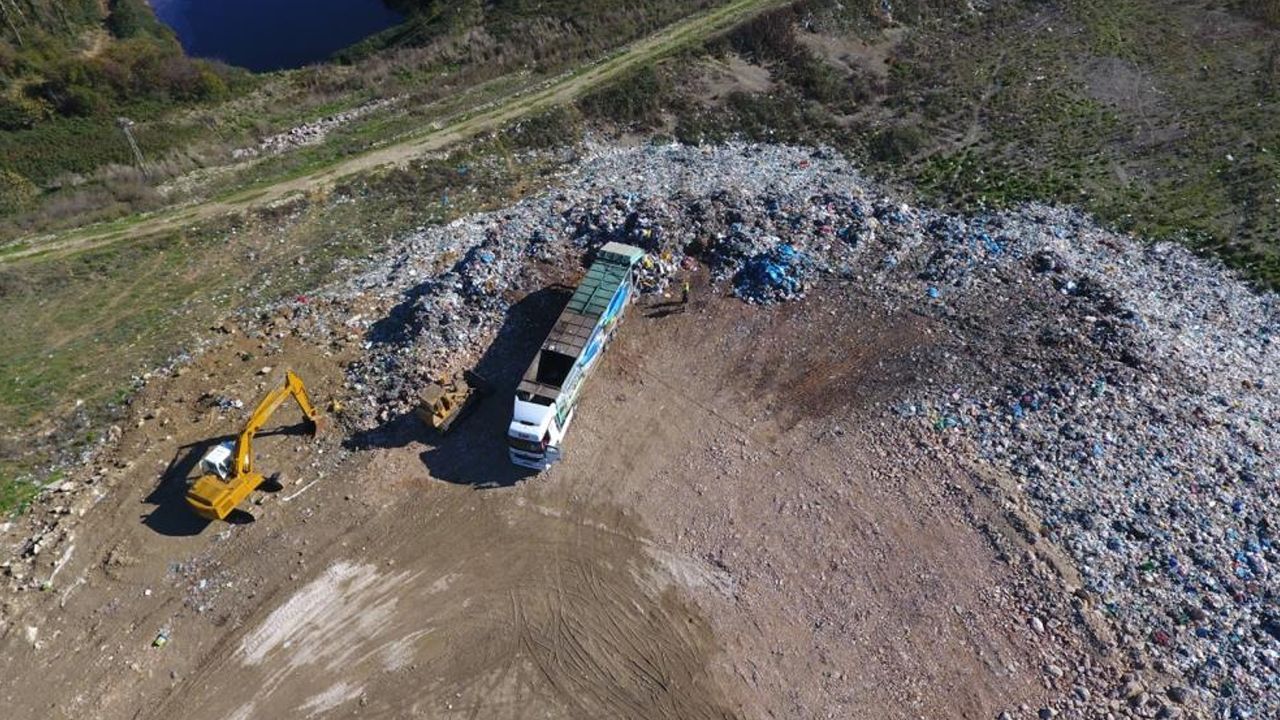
[414,370,490,434]
[187,370,325,521]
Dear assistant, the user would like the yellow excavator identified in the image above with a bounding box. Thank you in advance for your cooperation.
[186,370,326,521]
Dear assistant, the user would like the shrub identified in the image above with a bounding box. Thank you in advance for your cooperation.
[1238,0,1280,27]
[503,106,580,149]
[0,94,45,130]
[868,125,927,163]
[106,0,172,40]
[729,6,802,62]
[578,65,669,128]
[60,85,109,116]
[0,170,39,216]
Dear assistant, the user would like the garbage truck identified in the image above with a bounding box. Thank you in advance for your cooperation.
[508,242,645,469]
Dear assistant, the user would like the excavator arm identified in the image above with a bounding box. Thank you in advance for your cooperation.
[234,370,323,477]
[187,370,325,521]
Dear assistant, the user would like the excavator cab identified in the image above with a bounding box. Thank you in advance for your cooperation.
[199,441,235,480]
[186,370,324,521]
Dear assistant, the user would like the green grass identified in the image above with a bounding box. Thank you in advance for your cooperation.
[0,472,42,517]
[626,0,1280,288]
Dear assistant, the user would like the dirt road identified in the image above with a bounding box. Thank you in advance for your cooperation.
[1,0,786,265]
[0,279,1094,719]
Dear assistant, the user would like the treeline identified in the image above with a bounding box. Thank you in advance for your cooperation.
[1,0,235,132]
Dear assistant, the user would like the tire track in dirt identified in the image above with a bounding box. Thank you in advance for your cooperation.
[129,475,734,720]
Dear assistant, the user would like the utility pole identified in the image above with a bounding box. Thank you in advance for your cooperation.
[116,117,148,178]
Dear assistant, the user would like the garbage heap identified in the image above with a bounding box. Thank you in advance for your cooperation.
[239,141,1275,720]
[732,243,810,303]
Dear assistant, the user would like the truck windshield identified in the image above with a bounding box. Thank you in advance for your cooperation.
[508,435,544,453]
[515,391,554,405]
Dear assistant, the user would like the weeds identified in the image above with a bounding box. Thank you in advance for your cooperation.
[0,471,40,517]
[578,66,671,128]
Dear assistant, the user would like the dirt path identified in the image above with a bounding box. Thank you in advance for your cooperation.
[1,0,786,265]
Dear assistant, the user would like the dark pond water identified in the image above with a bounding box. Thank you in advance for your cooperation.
[148,0,405,72]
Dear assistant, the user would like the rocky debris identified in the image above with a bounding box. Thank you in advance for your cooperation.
[231,98,399,160]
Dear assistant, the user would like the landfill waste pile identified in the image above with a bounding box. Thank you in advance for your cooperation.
[234,141,1275,718]
[732,243,810,303]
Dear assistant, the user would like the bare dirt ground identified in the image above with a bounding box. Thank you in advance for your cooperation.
[0,276,1103,719]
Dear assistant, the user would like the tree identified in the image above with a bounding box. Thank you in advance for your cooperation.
[106,0,170,40]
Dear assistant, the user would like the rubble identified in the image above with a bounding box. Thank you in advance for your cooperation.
[180,141,1280,717]
[231,98,400,159]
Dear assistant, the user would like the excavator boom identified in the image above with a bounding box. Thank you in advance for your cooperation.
[187,370,324,521]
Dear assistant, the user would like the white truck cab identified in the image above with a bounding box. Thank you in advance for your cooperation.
[507,398,568,470]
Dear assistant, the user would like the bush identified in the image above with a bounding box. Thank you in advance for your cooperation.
[502,106,580,149]
[106,0,171,40]
[0,94,45,130]
[0,117,131,183]
[1237,1,1280,27]
[60,85,109,116]
[28,57,113,117]
[729,6,802,62]
[728,6,851,107]
[868,125,927,163]
[0,170,39,216]
[578,65,669,128]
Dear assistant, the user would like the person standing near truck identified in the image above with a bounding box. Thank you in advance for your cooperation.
[681,279,691,305]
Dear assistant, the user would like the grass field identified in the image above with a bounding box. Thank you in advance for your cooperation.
[586,0,1279,286]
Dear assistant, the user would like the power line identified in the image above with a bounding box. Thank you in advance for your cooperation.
[116,117,148,178]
